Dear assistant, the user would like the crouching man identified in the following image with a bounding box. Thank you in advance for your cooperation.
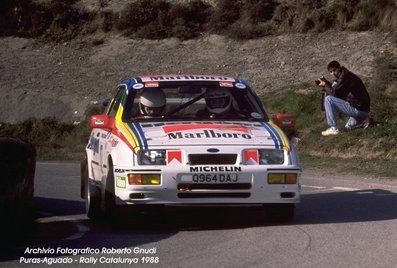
[317,60,371,136]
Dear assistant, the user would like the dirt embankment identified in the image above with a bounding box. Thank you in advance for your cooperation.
[0,30,395,123]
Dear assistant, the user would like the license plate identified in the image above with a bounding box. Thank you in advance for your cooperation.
[183,174,239,183]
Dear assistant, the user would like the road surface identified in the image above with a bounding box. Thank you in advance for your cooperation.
[1,162,397,267]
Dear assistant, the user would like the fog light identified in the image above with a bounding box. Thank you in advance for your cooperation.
[128,174,161,185]
[130,193,145,199]
[280,192,295,198]
[268,173,297,184]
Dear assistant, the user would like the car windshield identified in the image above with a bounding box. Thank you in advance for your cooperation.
[122,85,268,122]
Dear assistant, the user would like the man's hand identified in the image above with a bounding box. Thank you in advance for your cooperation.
[318,80,326,87]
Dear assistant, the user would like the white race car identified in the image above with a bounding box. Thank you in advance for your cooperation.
[81,75,301,221]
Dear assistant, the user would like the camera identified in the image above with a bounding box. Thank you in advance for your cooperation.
[315,75,326,85]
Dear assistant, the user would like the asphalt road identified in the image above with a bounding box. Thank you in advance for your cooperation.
[1,162,397,267]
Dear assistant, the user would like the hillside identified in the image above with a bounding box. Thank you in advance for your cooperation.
[1,30,396,123]
[0,0,396,177]
[1,0,396,123]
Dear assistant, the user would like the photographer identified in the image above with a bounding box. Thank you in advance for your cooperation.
[317,60,370,136]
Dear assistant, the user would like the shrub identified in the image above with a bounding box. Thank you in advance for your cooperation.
[211,0,277,38]
[117,0,211,40]
[44,1,93,41]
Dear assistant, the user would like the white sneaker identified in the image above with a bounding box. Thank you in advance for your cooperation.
[321,127,339,136]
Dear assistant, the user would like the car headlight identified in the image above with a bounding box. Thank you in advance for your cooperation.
[128,174,161,185]
[138,150,166,165]
[259,149,284,164]
[243,149,284,165]
[268,173,297,184]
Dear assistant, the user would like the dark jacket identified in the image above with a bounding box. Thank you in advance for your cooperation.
[325,66,370,112]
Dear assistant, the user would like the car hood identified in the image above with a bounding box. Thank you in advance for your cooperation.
[122,121,289,150]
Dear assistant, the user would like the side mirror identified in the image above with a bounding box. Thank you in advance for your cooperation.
[272,113,297,129]
[102,99,110,107]
[90,114,113,129]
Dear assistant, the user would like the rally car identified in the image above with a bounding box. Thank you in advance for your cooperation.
[81,74,301,221]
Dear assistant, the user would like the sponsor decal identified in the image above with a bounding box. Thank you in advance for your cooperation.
[235,82,247,89]
[243,150,259,165]
[101,133,110,139]
[190,166,242,172]
[163,123,254,140]
[167,151,182,164]
[132,83,144,89]
[88,137,99,153]
[109,138,119,147]
[219,81,234,87]
[116,176,126,188]
[140,75,235,82]
[168,130,252,140]
[144,82,159,87]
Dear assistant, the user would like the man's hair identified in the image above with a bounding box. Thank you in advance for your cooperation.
[327,60,341,71]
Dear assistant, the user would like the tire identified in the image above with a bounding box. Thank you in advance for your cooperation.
[101,159,116,218]
[264,204,295,223]
[83,161,101,219]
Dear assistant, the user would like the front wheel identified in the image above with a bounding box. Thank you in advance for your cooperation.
[101,160,116,218]
[83,162,101,219]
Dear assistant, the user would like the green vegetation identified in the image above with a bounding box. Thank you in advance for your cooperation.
[0,0,396,178]
[1,0,396,41]
[1,54,396,178]
[263,52,397,178]
[0,104,103,160]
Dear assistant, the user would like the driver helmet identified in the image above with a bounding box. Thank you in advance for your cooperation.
[205,88,232,114]
[139,88,166,117]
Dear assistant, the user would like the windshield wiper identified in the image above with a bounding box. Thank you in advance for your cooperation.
[164,92,205,117]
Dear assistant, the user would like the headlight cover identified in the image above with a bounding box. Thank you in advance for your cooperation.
[138,150,166,165]
[258,149,284,165]
[243,149,285,165]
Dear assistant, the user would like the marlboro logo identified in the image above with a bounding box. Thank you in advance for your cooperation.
[163,124,254,140]
[167,129,252,140]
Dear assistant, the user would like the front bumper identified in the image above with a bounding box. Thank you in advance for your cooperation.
[113,165,301,205]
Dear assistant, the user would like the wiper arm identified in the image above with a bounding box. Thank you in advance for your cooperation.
[164,92,205,117]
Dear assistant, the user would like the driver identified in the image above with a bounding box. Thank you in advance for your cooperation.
[139,88,166,117]
[197,88,241,118]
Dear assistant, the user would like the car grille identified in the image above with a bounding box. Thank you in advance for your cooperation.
[178,193,250,199]
[189,154,237,165]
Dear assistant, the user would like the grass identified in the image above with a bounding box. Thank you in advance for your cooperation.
[1,53,396,178]
[1,77,396,179]
[263,76,397,179]
[260,52,397,179]
[299,154,397,179]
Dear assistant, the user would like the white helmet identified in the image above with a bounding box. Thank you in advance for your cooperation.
[139,88,166,117]
[205,88,232,114]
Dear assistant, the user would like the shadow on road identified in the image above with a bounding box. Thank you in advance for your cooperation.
[296,188,397,224]
[2,188,397,262]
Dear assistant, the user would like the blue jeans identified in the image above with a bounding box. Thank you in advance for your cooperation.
[324,96,368,129]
